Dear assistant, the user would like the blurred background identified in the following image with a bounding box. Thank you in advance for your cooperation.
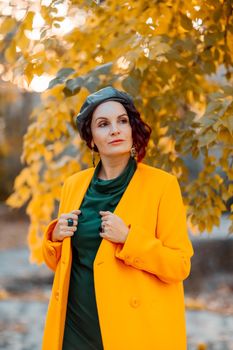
[0,0,233,349]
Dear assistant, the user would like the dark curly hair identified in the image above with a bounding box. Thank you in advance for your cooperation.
[79,101,152,163]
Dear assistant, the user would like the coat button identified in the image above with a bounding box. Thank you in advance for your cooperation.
[124,255,131,265]
[133,257,141,265]
[54,290,59,300]
[129,296,140,308]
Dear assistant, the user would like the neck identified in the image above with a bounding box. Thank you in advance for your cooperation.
[97,154,132,180]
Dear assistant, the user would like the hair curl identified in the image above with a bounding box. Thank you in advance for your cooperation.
[79,101,152,163]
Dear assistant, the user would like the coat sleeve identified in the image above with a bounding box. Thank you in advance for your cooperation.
[42,179,68,272]
[115,175,194,284]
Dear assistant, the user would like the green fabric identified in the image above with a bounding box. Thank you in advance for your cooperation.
[62,156,137,350]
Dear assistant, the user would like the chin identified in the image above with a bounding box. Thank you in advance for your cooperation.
[110,150,131,157]
[101,149,130,157]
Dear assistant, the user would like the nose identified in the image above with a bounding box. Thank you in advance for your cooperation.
[110,123,120,135]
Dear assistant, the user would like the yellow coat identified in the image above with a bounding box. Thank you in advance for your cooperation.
[42,161,194,350]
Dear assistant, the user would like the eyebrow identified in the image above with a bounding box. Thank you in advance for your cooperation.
[95,113,128,123]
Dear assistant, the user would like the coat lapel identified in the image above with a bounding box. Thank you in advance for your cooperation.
[113,162,144,225]
[62,168,95,258]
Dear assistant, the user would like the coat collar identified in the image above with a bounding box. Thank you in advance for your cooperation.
[74,161,146,225]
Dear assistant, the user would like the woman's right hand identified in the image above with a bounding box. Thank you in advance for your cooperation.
[51,209,82,242]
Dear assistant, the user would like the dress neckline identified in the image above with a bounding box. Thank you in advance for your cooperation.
[90,156,137,193]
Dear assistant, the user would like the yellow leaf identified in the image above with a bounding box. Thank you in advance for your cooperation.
[0,17,16,35]
[5,192,22,208]
[23,11,34,30]
[206,218,213,233]
[14,168,30,189]
[15,28,29,52]
[4,41,16,63]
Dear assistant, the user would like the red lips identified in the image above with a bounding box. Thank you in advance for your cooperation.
[109,139,124,144]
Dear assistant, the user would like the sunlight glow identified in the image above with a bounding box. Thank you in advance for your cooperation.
[51,3,68,17]
[41,0,52,6]
[146,17,153,24]
[95,56,104,63]
[2,6,12,16]
[14,9,27,21]
[52,17,75,35]
[193,18,203,30]
[117,56,131,70]
[29,74,54,92]
[33,12,45,28]
[143,48,150,58]
[25,28,41,40]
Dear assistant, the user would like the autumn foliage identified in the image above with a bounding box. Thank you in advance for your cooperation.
[0,0,232,263]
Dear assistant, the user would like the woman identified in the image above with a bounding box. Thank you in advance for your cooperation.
[42,86,194,350]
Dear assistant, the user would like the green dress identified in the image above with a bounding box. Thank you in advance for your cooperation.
[62,156,137,350]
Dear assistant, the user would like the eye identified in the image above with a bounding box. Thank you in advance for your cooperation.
[98,122,108,127]
[120,118,128,123]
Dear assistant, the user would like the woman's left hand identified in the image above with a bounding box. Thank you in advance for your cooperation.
[99,211,130,243]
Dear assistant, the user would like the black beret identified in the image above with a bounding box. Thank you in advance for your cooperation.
[75,86,135,139]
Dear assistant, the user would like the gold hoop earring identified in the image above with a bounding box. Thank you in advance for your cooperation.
[130,145,137,159]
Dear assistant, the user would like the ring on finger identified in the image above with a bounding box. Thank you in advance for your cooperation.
[67,218,74,226]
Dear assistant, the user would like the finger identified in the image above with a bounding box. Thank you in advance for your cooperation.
[60,213,79,220]
[69,226,77,231]
[63,231,75,238]
[60,225,77,232]
[99,230,106,237]
[101,222,106,229]
[71,209,82,215]
[67,213,79,220]
[99,211,111,216]
[59,219,67,225]
[101,215,111,221]
[65,218,78,226]
[102,218,110,225]
[60,218,78,226]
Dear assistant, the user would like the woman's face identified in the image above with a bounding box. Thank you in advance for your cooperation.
[90,100,133,158]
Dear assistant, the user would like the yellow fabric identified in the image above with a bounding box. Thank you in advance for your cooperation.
[42,162,194,350]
